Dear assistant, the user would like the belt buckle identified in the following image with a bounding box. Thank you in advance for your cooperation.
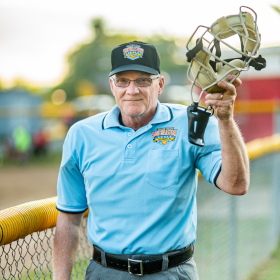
[128,258,143,276]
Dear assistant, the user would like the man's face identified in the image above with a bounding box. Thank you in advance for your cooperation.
[109,71,164,118]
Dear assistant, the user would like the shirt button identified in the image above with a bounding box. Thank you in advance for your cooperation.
[127,133,132,137]
[127,144,132,148]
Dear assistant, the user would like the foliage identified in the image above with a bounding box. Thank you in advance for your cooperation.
[271,5,280,14]
[53,18,189,100]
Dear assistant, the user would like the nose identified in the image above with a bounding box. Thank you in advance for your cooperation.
[126,80,139,95]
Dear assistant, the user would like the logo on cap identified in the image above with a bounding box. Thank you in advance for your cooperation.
[152,128,178,146]
[123,44,144,60]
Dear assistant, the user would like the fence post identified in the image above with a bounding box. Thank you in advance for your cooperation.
[272,152,280,244]
[229,195,237,280]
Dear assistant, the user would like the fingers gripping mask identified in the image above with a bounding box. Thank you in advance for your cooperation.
[185,6,266,147]
[186,6,266,94]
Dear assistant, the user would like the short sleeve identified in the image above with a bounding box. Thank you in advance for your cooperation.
[56,128,88,213]
[194,115,222,186]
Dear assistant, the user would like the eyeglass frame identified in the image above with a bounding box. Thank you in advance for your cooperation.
[111,76,160,88]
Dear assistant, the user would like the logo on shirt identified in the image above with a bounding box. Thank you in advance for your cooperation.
[152,127,178,146]
[123,44,144,60]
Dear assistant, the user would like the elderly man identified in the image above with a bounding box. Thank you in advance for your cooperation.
[53,41,249,280]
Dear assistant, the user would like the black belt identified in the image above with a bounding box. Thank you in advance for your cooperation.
[92,244,194,276]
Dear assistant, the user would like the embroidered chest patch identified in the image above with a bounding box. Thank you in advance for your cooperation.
[152,127,178,146]
[123,44,144,60]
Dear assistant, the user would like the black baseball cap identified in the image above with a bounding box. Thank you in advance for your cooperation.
[109,41,160,77]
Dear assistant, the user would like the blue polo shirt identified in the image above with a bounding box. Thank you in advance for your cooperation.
[56,102,222,255]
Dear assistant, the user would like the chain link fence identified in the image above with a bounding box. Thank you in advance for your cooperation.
[1,229,54,279]
[1,135,280,280]
[0,218,92,280]
[195,150,280,280]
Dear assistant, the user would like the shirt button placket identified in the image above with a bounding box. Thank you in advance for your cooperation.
[125,132,135,160]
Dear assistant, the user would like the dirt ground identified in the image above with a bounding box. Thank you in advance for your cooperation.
[0,166,60,211]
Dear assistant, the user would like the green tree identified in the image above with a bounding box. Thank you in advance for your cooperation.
[148,36,188,85]
[271,5,280,14]
[53,18,188,100]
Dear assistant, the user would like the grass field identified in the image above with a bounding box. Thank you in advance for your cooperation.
[246,238,280,280]
[1,151,62,168]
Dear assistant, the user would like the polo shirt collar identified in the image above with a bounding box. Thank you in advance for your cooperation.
[103,104,121,129]
[150,101,172,125]
[103,101,171,129]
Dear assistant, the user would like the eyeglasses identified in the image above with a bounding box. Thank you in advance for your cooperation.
[112,76,159,87]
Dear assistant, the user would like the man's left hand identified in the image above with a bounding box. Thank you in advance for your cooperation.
[207,75,249,195]
[204,75,242,121]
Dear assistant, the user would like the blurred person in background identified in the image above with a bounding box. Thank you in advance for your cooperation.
[12,125,31,163]
[32,129,48,156]
[4,133,17,160]
[53,41,250,280]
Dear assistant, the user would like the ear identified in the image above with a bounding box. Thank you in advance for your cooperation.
[109,78,116,97]
[158,76,165,96]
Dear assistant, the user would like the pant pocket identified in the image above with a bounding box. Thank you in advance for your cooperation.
[176,258,200,280]
[85,260,100,280]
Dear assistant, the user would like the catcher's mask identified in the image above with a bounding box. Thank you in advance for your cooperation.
[186,6,266,95]
[185,6,266,147]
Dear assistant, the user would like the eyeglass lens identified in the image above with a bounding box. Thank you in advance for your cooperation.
[115,78,152,87]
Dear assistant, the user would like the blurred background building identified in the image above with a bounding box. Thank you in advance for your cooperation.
[0,88,42,137]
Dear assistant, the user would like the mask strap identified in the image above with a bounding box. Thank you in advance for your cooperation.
[209,39,222,71]
[186,39,203,62]
[248,55,266,70]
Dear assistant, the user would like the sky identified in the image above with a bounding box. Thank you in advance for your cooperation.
[0,0,279,87]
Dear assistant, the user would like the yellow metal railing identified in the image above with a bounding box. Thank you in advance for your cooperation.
[0,197,89,246]
[246,133,280,160]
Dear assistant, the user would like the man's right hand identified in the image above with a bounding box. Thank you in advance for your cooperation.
[53,212,85,280]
